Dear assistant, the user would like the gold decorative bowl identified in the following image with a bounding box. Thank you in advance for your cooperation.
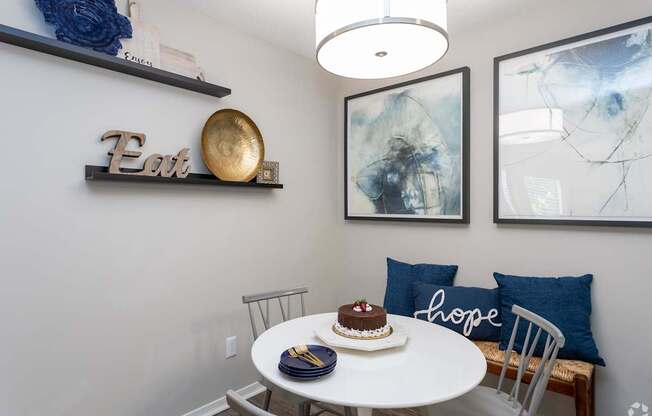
[201,109,265,182]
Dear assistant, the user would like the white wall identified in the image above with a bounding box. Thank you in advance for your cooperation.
[0,1,340,415]
[337,0,652,415]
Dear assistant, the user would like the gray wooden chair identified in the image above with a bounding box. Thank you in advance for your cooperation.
[423,305,566,416]
[243,287,317,416]
[227,390,276,416]
[243,287,308,341]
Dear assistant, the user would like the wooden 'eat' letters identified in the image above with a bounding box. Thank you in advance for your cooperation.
[101,130,191,178]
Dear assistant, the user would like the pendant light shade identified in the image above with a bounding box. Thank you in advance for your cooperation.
[315,0,449,79]
[500,108,565,145]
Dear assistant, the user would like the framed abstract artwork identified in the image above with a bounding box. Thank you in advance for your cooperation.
[494,16,652,227]
[345,67,470,223]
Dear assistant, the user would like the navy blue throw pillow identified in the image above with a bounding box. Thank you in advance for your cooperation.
[494,273,605,366]
[413,283,502,341]
[383,258,457,317]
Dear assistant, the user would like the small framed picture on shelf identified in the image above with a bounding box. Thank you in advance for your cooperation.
[257,161,280,184]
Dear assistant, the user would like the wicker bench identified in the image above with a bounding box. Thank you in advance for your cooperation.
[474,341,595,416]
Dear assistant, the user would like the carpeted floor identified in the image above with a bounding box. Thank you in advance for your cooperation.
[219,392,420,416]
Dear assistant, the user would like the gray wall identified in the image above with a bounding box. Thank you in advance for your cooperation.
[0,1,340,415]
[337,0,652,414]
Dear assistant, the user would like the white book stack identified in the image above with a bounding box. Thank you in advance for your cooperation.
[117,1,205,81]
[160,44,205,81]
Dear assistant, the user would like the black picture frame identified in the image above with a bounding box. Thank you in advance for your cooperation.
[493,16,652,228]
[345,67,471,224]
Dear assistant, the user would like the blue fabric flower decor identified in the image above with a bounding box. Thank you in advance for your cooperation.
[35,0,132,56]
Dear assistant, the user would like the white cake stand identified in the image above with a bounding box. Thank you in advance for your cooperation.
[314,316,408,351]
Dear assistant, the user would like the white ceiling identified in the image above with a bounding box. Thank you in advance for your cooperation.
[188,0,539,59]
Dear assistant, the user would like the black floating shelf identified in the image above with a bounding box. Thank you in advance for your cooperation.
[85,165,283,189]
[0,24,231,98]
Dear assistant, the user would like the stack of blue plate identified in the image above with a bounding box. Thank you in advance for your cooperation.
[278,345,337,380]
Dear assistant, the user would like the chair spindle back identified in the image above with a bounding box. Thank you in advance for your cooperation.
[242,287,308,339]
[496,305,566,415]
[226,390,276,416]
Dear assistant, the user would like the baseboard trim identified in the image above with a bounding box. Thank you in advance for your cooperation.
[182,381,267,416]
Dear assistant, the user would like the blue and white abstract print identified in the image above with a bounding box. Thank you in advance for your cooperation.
[498,22,652,223]
[347,72,464,220]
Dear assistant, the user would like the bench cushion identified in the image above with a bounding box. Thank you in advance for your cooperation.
[474,341,594,383]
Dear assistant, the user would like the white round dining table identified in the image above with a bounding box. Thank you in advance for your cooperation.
[251,313,487,416]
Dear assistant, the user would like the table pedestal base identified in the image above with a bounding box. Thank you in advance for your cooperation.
[343,407,372,416]
[356,408,372,416]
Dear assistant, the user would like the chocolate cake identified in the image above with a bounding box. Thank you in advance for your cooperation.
[333,300,391,339]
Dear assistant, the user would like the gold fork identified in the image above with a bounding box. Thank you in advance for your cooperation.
[295,344,325,367]
[288,348,321,367]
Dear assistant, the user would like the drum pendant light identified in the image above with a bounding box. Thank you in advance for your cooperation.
[315,0,449,79]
